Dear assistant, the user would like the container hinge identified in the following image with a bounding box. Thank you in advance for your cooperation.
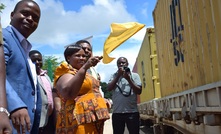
[150,54,157,58]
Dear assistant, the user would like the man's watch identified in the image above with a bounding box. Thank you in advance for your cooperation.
[0,107,10,117]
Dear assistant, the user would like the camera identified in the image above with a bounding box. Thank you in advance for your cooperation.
[123,66,130,72]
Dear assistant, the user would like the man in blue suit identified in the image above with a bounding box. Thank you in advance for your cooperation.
[3,0,42,133]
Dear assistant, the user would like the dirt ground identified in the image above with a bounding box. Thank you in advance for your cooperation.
[103,113,154,134]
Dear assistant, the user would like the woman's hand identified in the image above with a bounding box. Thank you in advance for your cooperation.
[105,99,112,109]
[86,56,103,68]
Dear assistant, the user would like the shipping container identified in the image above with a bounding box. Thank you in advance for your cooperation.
[154,0,221,97]
[137,0,221,134]
[135,28,161,103]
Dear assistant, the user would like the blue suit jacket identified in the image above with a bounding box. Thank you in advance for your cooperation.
[3,26,42,134]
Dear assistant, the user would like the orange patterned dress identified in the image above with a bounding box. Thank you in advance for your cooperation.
[54,62,110,134]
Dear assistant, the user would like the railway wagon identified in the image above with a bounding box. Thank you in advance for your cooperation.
[136,0,221,133]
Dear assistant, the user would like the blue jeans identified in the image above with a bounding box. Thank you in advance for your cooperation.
[112,112,140,134]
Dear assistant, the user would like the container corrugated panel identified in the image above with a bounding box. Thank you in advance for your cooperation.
[153,0,221,97]
[136,28,161,103]
[132,62,141,103]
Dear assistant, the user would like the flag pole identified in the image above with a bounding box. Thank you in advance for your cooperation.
[64,35,93,48]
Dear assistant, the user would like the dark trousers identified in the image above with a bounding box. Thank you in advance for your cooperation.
[112,112,140,134]
[38,110,56,134]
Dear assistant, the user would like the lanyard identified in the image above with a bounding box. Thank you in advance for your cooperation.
[116,84,131,97]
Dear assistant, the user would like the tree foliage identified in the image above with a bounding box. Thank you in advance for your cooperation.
[0,3,5,13]
[42,56,62,81]
[100,81,112,99]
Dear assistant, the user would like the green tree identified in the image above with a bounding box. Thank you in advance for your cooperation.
[100,81,112,99]
[0,3,5,44]
[42,56,62,81]
[0,3,5,12]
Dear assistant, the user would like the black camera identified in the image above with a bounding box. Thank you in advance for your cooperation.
[123,66,130,72]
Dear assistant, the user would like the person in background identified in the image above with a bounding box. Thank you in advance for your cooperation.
[76,40,111,108]
[0,20,12,134]
[2,0,42,133]
[97,73,104,97]
[107,57,142,134]
[97,73,112,109]
[76,40,98,79]
[29,50,55,134]
[53,44,109,134]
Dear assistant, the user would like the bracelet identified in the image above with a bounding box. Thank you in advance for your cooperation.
[0,107,10,117]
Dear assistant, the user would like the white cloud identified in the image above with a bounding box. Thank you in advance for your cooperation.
[1,0,137,47]
[141,2,149,18]
[1,0,147,83]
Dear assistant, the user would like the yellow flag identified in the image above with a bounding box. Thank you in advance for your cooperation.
[102,22,145,64]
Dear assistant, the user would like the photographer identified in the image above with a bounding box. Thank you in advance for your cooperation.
[107,57,142,134]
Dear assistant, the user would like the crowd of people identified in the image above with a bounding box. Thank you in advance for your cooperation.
[0,0,142,134]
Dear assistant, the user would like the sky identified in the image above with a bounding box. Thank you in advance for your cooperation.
[1,0,157,82]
